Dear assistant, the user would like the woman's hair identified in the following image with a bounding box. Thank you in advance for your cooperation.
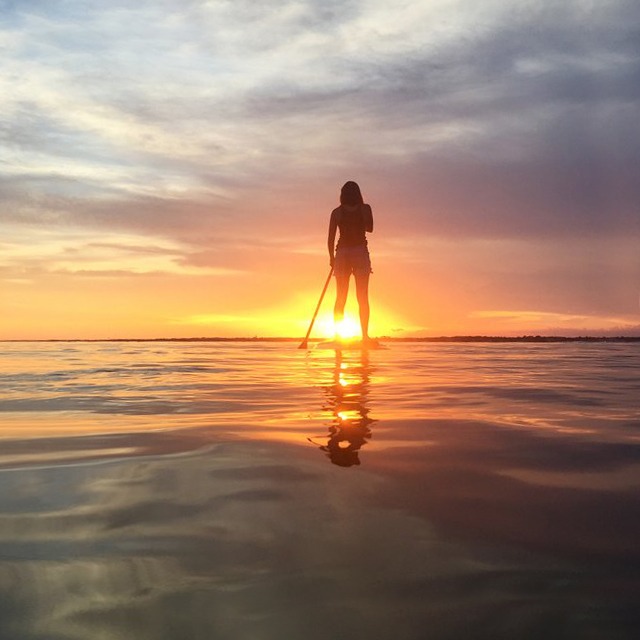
[340,181,364,206]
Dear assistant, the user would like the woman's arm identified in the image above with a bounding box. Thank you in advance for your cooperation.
[364,204,373,233]
[327,208,339,267]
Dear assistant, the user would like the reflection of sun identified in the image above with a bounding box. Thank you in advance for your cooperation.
[335,317,360,340]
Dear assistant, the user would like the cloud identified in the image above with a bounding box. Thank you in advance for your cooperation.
[0,224,244,279]
[469,309,640,335]
[3,0,639,244]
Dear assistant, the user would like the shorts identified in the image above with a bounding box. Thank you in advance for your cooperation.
[334,245,372,277]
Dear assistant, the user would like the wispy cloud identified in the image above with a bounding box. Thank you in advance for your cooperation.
[4,0,639,233]
[0,225,244,278]
[469,309,640,335]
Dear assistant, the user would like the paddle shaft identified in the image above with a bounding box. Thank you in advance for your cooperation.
[299,268,334,348]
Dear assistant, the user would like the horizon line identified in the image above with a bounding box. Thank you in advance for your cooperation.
[2,335,640,343]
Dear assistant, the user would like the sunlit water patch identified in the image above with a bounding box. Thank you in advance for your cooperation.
[0,341,638,639]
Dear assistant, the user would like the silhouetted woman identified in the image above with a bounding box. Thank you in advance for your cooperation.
[327,181,374,342]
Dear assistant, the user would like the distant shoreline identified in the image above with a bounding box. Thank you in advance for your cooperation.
[3,336,640,343]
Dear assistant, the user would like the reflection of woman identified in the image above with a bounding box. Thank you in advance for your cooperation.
[327,181,374,342]
[317,351,375,467]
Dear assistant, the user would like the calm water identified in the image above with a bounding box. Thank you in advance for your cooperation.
[0,341,639,639]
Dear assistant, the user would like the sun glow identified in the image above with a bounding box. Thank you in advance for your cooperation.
[335,316,361,340]
[312,300,408,341]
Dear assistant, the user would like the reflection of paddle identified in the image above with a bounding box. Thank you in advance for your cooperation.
[299,268,333,349]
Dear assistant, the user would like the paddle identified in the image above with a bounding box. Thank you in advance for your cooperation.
[299,268,334,349]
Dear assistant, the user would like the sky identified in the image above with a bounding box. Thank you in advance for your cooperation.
[1,0,639,339]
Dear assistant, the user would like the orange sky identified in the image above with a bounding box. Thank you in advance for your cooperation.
[2,1,639,339]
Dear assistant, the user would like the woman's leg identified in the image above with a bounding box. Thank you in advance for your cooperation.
[334,272,350,328]
[354,271,370,340]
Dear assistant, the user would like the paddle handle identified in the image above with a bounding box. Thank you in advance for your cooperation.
[299,268,333,348]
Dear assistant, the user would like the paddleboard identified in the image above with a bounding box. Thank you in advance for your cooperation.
[314,339,386,350]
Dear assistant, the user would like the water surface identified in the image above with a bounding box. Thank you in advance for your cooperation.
[0,341,638,639]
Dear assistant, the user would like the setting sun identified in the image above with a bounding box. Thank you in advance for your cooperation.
[335,317,361,340]
[316,311,369,340]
